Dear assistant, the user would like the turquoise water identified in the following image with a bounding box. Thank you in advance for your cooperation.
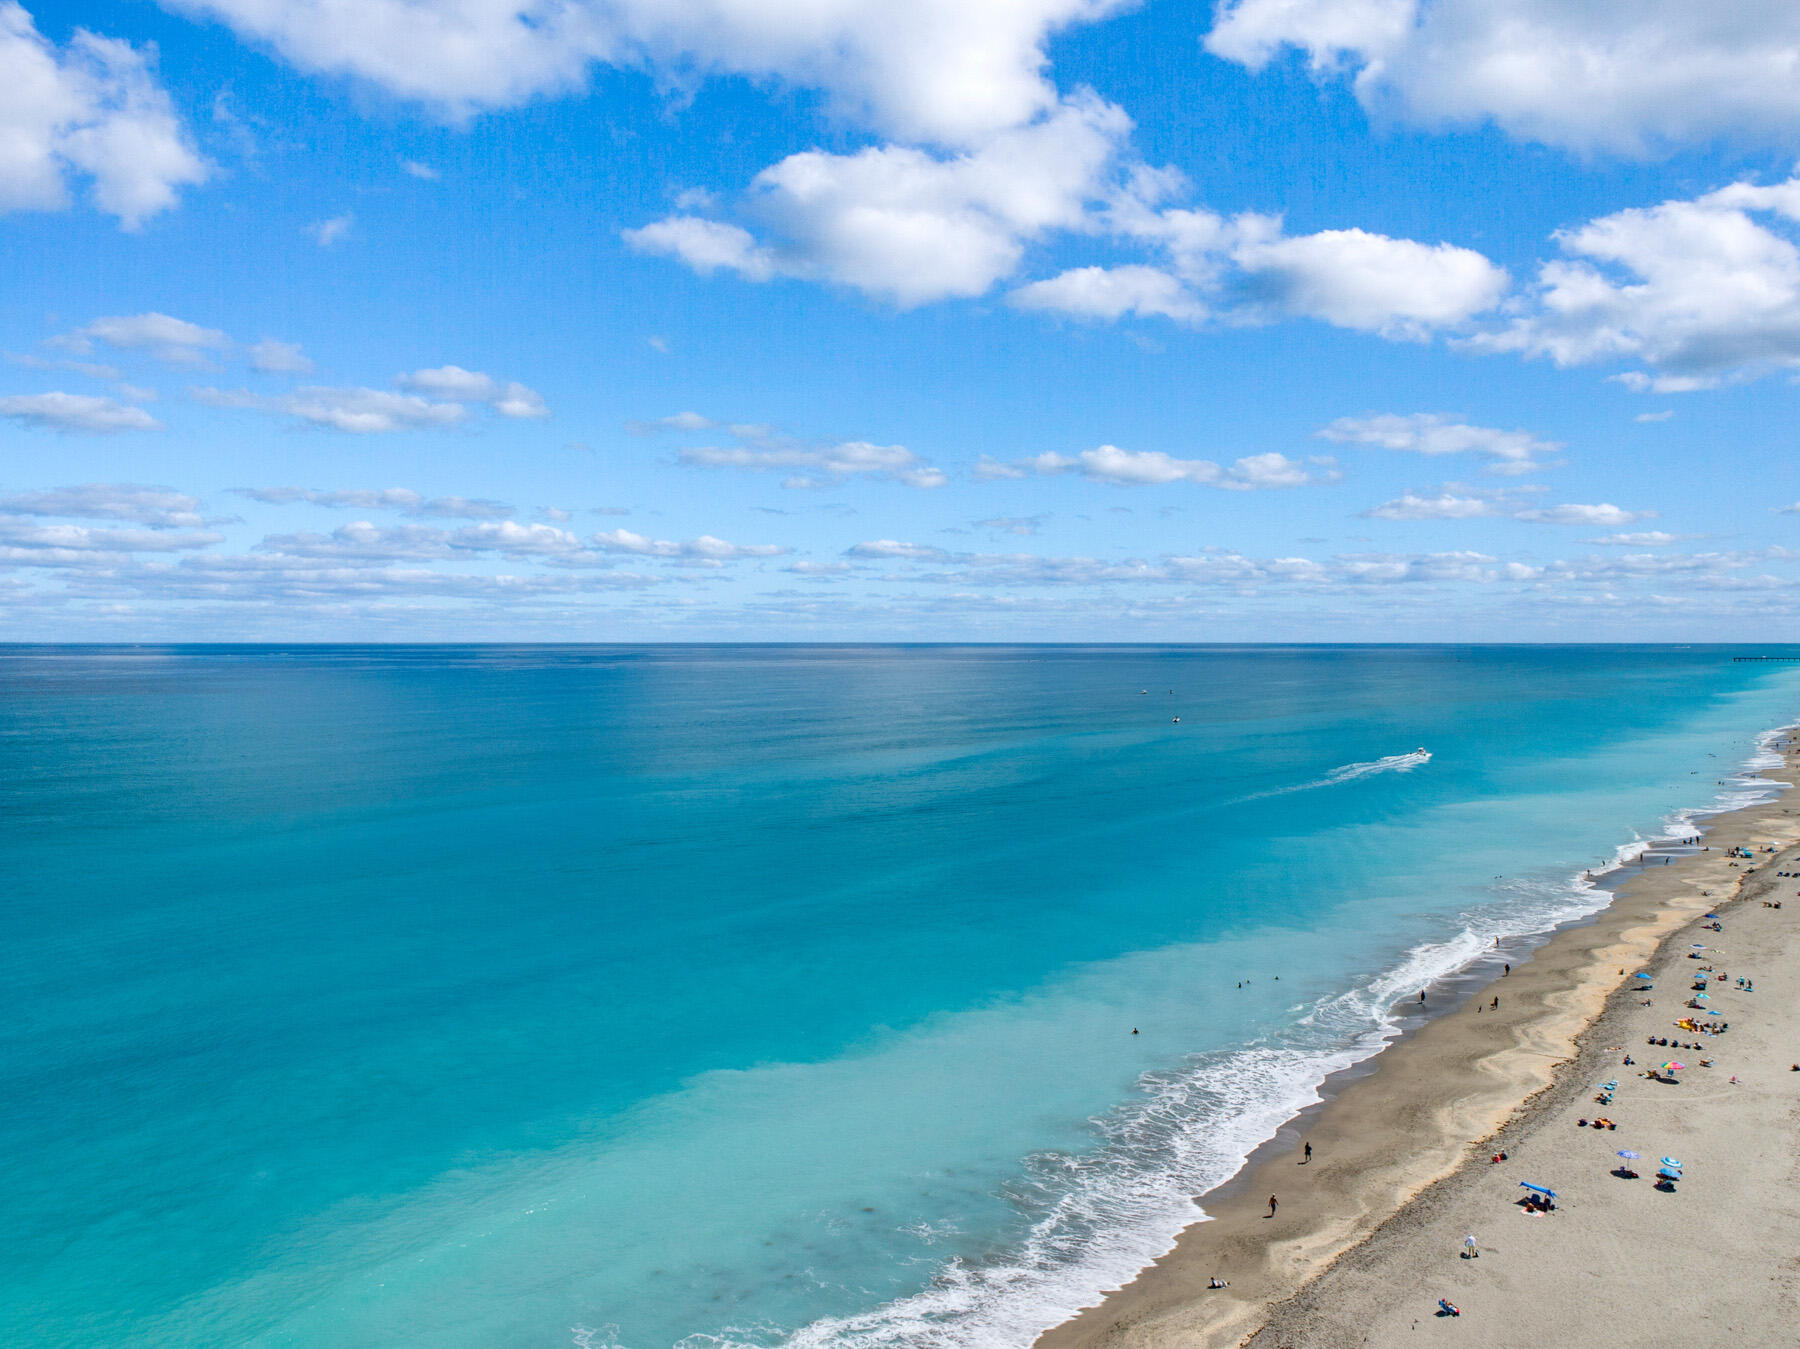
[3,645,1794,1347]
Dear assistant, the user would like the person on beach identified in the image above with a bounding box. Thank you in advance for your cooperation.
[1304,1141,1312,1163]
[1491,996,1499,1009]
[1268,1195,1279,1217]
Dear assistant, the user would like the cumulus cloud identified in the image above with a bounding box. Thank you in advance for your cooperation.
[1589,531,1678,546]
[0,391,160,432]
[977,445,1330,489]
[1317,413,1560,474]
[1362,492,1502,521]
[248,338,314,373]
[674,422,946,488]
[250,518,783,569]
[1516,502,1656,526]
[0,483,203,526]
[401,158,438,180]
[397,365,550,418]
[233,487,515,518]
[0,3,208,226]
[591,528,788,562]
[0,519,220,556]
[194,384,468,433]
[1364,491,1656,526]
[1008,264,1203,321]
[1204,0,1800,154]
[1009,201,1505,336]
[627,94,1132,306]
[161,0,1127,146]
[53,312,229,365]
[1469,176,1800,389]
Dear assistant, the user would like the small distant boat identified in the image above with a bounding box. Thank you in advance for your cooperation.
[1172,717,1181,723]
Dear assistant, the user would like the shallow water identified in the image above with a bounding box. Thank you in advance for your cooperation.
[2,645,1794,1347]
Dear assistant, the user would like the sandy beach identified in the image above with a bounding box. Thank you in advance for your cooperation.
[1041,737,1800,1347]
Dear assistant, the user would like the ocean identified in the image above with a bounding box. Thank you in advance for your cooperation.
[3,645,1794,1348]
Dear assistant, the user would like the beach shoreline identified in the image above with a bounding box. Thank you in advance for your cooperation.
[1039,730,1800,1348]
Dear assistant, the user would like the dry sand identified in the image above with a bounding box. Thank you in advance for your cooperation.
[1040,740,1800,1348]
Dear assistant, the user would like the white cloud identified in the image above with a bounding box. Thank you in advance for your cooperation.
[1009,206,1504,336]
[678,430,946,488]
[234,487,515,518]
[980,445,1327,489]
[1008,264,1203,321]
[627,93,1131,306]
[6,351,121,380]
[1469,177,1800,388]
[195,384,468,432]
[309,212,353,245]
[1364,491,1655,526]
[401,158,438,179]
[625,217,776,280]
[0,519,220,555]
[0,483,203,526]
[1204,0,1800,154]
[1516,503,1654,527]
[591,528,788,561]
[0,2,208,226]
[398,366,550,418]
[0,391,160,432]
[162,0,1128,146]
[1589,531,1678,545]
[1230,223,1506,338]
[248,338,314,373]
[1635,410,1674,422]
[55,312,229,365]
[1362,492,1500,521]
[1317,413,1560,474]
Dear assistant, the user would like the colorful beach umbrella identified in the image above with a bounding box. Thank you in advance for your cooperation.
[1661,1157,1682,1168]
[1661,1061,1685,1071]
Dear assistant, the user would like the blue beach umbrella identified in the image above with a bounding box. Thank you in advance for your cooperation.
[1661,1156,1682,1168]
[1617,1149,1640,1160]
[1519,1182,1556,1198]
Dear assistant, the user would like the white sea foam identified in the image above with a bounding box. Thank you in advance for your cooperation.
[720,727,1788,1349]
[1240,748,1431,803]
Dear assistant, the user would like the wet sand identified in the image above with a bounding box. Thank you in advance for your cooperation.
[1040,740,1800,1348]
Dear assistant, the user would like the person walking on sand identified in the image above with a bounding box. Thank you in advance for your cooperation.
[1303,1141,1312,1163]
[1268,1195,1278,1218]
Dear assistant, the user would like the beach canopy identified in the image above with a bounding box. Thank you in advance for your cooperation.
[1661,1157,1682,1168]
[1634,972,1653,978]
[1519,1182,1556,1198]
[1617,1149,1640,1160]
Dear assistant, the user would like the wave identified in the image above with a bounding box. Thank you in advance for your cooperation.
[1237,748,1431,803]
[697,729,1784,1349]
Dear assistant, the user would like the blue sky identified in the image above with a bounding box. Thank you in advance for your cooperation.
[4,0,1800,639]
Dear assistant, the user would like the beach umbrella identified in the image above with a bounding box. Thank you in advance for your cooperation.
[1634,972,1654,978]
[1661,1156,1682,1168]
[1661,1061,1685,1071]
[1518,1182,1556,1198]
[1617,1149,1640,1160]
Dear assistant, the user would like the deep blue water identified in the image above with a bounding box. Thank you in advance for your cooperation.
[3,645,1794,1347]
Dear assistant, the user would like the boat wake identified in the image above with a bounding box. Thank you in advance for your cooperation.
[1239,748,1431,803]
